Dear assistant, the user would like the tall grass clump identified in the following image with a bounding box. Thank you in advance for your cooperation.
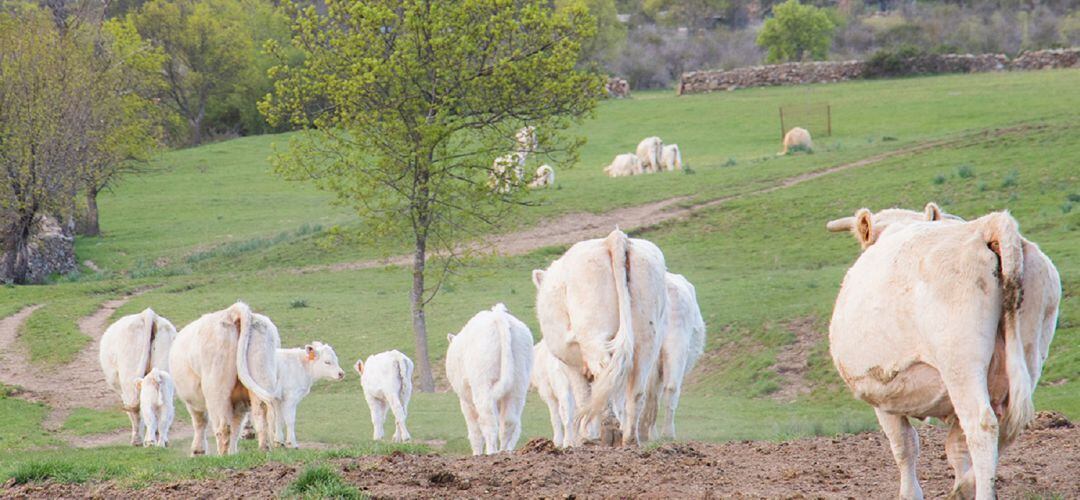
[284,464,365,500]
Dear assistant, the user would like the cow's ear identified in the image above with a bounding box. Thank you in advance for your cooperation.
[856,208,875,248]
[924,202,943,221]
[826,216,854,233]
[306,345,316,361]
[531,269,545,289]
[354,360,363,375]
[447,333,456,343]
[134,379,142,391]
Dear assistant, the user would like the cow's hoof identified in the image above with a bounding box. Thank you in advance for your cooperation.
[191,449,205,456]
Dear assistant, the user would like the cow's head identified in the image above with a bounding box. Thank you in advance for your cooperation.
[826,202,960,249]
[305,341,345,381]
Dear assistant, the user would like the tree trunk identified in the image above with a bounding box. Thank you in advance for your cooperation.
[1,214,34,284]
[410,234,436,392]
[81,187,101,237]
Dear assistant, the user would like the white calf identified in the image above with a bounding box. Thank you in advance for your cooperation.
[270,341,345,448]
[661,144,682,172]
[99,308,176,446]
[636,136,663,173]
[135,368,175,448]
[355,350,414,443]
[446,303,534,455]
[604,153,643,177]
[531,339,576,448]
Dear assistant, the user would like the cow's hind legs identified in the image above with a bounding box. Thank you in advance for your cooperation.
[189,407,208,456]
[126,409,142,446]
[458,398,484,456]
[875,409,924,500]
[945,418,976,499]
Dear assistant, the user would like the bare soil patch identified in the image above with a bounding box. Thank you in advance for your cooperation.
[768,316,822,403]
[8,425,1076,498]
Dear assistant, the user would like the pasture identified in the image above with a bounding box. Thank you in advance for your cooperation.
[1,69,1078,496]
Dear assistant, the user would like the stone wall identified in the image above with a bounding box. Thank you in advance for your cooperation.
[677,48,1080,95]
[0,214,77,284]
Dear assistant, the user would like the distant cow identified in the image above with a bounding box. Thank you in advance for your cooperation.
[604,153,643,177]
[827,204,1060,500]
[779,127,812,155]
[355,350,414,443]
[446,303,534,455]
[491,152,527,193]
[135,368,175,448]
[529,165,555,188]
[99,308,177,446]
[516,126,537,153]
[640,273,705,440]
[269,341,345,448]
[531,339,577,447]
[532,229,667,446]
[636,136,663,173]
[169,302,280,455]
[661,144,682,172]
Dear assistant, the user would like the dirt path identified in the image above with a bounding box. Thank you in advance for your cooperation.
[295,124,1038,275]
[0,290,158,440]
[10,423,1076,498]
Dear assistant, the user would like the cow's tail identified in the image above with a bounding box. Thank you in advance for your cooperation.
[397,353,414,405]
[232,302,277,403]
[673,147,682,171]
[124,309,158,410]
[489,304,516,400]
[581,230,635,429]
[983,211,1032,445]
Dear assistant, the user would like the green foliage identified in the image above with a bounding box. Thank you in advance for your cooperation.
[956,165,975,179]
[285,465,365,499]
[557,0,626,67]
[864,45,928,78]
[933,174,947,185]
[129,0,255,144]
[643,0,730,30]
[757,0,835,63]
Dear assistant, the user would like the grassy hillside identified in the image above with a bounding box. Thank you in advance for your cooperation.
[1,68,1077,484]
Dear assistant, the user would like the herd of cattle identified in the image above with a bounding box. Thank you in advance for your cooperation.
[95,199,1058,500]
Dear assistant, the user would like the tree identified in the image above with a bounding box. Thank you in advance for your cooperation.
[756,0,834,63]
[643,0,730,30]
[129,0,253,144]
[77,17,169,236]
[0,6,95,282]
[557,0,626,67]
[260,0,603,391]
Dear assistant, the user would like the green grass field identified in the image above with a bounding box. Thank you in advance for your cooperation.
[2,68,1077,486]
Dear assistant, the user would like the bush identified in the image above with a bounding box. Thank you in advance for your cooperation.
[956,165,975,179]
[864,45,928,78]
[285,465,365,500]
[1001,170,1019,188]
[932,174,947,185]
[757,0,835,63]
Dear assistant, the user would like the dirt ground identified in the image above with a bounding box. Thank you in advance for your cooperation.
[8,417,1075,499]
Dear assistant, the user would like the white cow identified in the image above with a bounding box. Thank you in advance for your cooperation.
[529,165,555,188]
[531,339,577,448]
[135,368,175,448]
[603,153,643,178]
[355,350,414,443]
[446,303,534,455]
[491,151,527,193]
[827,205,1060,500]
[99,308,177,446]
[268,341,345,448]
[532,228,667,446]
[169,302,280,455]
[640,272,705,440]
[779,127,812,155]
[636,136,663,173]
[661,144,682,172]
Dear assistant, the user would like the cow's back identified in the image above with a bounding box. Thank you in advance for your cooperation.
[170,311,239,409]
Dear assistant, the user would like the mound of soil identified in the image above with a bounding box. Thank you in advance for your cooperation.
[7,425,1078,499]
[1027,411,1073,431]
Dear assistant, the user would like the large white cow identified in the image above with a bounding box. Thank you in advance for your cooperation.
[169,302,280,455]
[778,127,812,155]
[532,228,667,446]
[99,308,177,446]
[603,153,643,177]
[636,136,663,173]
[827,204,1060,500]
[446,303,534,455]
[640,272,705,440]
[135,368,175,448]
[269,341,345,448]
[355,350,414,443]
[661,144,682,172]
[531,339,577,448]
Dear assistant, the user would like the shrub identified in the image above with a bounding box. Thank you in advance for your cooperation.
[932,174,947,185]
[757,0,836,63]
[285,465,365,500]
[864,45,927,78]
[289,299,309,309]
[1001,170,1019,188]
[956,165,975,179]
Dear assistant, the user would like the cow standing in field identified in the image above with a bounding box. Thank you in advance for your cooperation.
[169,302,280,455]
[640,272,706,440]
[99,308,177,446]
[268,341,345,448]
[532,228,668,446]
[827,204,1060,500]
[778,127,812,155]
[661,144,682,172]
[135,368,175,448]
[604,153,643,177]
[355,350,414,443]
[636,136,663,173]
[446,303,534,455]
[531,339,577,448]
